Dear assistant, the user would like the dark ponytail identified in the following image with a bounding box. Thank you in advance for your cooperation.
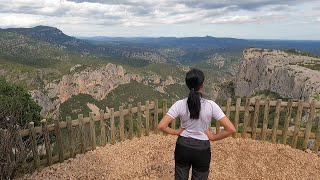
[185,68,204,119]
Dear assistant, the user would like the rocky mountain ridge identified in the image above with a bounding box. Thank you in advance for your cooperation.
[235,48,320,99]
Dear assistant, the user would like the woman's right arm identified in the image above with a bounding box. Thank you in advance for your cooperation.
[206,116,236,141]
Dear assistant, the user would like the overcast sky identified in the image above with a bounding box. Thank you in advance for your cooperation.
[0,0,319,40]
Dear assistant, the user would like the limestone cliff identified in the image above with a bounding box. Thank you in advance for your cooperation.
[46,63,131,103]
[235,48,320,99]
[30,63,179,118]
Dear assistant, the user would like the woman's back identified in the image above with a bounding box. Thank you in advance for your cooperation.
[157,68,236,180]
[167,98,225,140]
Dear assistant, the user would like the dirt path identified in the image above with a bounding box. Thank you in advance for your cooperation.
[21,134,320,180]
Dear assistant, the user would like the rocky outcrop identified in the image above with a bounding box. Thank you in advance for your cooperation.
[30,90,60,118]
[29,63,135,118]
[46,63,132,103]
[30,63,180,119]
[206,54,226,69]
[235,48,320,99]
[86,103,100,115]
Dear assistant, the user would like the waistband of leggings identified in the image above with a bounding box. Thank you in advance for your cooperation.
[176,136,210,150]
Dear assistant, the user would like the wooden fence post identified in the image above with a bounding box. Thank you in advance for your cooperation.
[119,106,125,141]
[291,100,303,148]
[41,119,52,166]
[242,98,250,138]
[100,110,106,146]
[233,98,241,138]
[78,114,85,154]
[89,112,96,150]
[128,104,134,140]
[66,116,75,158]
[162,99,168,135]
[282,99,293,144]
[145,101,150,136]
[162,99,167,116]
[271,99,282,143]
[313,114,320,152]
[137,102,142,137]
[303,100,316,149]
[29,122,40,170]
[252,98,260,140]
[225,98,231,118]
[54,119,64,163]
[261,99,270,141]
[154,100,159,133]
[110,108,116,145]
[171,99,176,129]
[216,100,221,134]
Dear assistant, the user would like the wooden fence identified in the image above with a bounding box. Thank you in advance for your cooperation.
[15,98,320,171]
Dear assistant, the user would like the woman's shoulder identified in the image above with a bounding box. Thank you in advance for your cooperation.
[202,98,215,104]
[173,98,187,106]
[202,98,220,107]
[177,98,188,103]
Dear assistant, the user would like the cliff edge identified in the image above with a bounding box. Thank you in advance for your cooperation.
[235,48,320,99]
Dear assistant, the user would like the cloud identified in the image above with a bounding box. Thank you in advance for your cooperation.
[0,0,313,27]
[177,0,314,11]
[0,13,43,27]
[0,0,319,39]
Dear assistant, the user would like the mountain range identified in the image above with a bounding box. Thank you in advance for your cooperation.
[1,25,319,120]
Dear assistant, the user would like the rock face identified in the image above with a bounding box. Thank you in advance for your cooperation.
[30,63,134,118]
[46,63,131,103]
[235,48,320,99]
[29,90,59,117]
[30,63,180,118]
[206,54,226,69]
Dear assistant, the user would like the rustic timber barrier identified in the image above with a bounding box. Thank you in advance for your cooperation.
[16,98,320,171]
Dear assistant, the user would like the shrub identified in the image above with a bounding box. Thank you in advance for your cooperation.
[0,79,41,179]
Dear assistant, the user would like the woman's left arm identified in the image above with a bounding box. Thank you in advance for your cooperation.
[157,114,184,135]
[206,116,236,141]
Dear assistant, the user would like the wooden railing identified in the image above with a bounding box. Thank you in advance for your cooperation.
[15,98,320,171]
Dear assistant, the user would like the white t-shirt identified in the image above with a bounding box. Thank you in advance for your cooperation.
[166,98,225,140]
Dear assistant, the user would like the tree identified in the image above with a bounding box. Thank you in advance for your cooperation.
[0,79,41,179]
[0,79,41,127]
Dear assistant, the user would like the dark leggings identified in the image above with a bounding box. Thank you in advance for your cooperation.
[174,136,211,180]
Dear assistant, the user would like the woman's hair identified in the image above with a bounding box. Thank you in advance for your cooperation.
[185,68,204,119]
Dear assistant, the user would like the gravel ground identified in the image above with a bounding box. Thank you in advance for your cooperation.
[20,134,320,180]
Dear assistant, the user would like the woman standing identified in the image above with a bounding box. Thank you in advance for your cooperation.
[158,68,236,180]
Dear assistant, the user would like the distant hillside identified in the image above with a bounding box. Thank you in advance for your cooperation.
[5,26,320,66]
[82,36,320,56]
[81,36,249,46]
[4,26,93,52]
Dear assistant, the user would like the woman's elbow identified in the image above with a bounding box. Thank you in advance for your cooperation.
[157,124,166,131]
[229,126,236,134]
[231,128,236,134]
[225,126,236,134]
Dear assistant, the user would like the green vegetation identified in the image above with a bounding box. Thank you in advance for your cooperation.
[251,48,267,53]
[296,60,320,71]
[0,79,41,127]
[284,49,319,58]
[0,79,41,179]
[60,81,187,119]
[311,93,320,100]
[165,83,188,98]
[253,90,283,100]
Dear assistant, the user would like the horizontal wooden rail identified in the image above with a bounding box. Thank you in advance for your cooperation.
[249,99,320,108]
